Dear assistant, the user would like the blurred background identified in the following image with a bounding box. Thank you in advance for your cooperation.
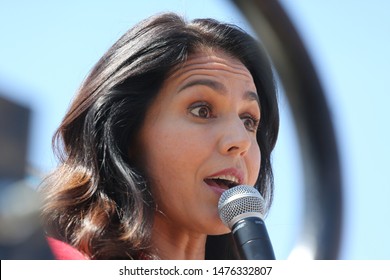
[0,0,389,259]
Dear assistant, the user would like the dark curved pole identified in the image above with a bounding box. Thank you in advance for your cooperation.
[231,0,343,259]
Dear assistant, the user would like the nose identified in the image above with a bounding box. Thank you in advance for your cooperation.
[218,117,252,157]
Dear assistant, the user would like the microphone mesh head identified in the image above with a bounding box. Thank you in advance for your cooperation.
[218,185,266,227]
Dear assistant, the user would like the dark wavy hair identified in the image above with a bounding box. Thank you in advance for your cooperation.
[39,12,279,259]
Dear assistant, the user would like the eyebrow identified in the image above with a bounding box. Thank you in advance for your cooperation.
[178,78,260,106]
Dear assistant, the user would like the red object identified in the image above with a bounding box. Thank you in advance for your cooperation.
[47,237,88,260]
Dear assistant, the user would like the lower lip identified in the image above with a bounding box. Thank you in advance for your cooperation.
[204,181,228,196]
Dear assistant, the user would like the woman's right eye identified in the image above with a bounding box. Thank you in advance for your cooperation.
[188,103,213,118]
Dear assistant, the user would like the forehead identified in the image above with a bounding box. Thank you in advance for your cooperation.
[167,49,255,87]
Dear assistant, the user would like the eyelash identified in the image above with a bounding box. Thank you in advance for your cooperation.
[188,102,215,118]
[242,114,261,132]
[188,102,260,132]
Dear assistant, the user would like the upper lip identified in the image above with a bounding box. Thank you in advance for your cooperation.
[204,168,244,187]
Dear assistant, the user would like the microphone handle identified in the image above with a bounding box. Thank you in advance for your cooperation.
[232,216,276,260]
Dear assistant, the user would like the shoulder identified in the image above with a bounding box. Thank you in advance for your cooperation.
[47,237,89,260]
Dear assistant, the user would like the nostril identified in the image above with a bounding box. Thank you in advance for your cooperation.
[227,146,239,152]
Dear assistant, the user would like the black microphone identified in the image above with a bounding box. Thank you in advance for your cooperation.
[218,185,276,260]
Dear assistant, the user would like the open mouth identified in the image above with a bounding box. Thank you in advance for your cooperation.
[204,176,240,190]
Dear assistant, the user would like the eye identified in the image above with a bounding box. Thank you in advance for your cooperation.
[188,102,213,119]
[242,114,260,132]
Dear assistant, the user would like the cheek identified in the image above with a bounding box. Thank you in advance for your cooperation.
[248,142,261,186]
[138,121,205,190]
[138,123,211,220]
[138,129,180,206]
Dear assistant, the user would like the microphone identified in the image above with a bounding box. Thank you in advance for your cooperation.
[218,185,276,260]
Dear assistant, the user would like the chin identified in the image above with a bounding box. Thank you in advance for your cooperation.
[207,221,231,236]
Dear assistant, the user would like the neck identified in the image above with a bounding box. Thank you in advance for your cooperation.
[150,212,207,260]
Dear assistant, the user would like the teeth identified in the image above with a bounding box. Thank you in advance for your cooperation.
[208,175,240,184]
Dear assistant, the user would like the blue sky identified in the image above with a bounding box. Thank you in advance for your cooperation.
[1,0,389,259]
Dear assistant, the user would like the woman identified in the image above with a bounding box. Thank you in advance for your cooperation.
[39,12,279,260]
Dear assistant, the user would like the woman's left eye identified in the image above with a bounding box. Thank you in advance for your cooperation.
[242,115,260,132]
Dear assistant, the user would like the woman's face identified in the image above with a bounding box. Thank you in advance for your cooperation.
[135,49,261,235]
